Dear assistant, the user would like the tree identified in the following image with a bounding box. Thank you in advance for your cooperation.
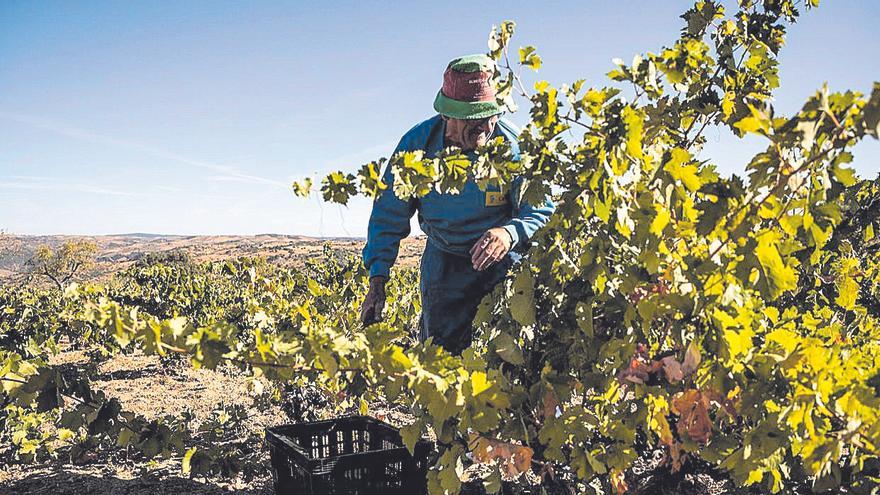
[26,240,98,291]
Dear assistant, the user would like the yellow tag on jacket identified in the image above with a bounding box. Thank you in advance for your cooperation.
[485,191,509,207]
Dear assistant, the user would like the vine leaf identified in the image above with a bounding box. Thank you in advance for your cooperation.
[671,389,713,444]
[682,340,702,376]
[493,332,525,365]
[755,230,798,299]
[469,434,534,480]
[509,269,536,326]
[182,447,197,475]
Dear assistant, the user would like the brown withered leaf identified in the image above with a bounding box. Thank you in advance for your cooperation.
[682,340,701,375]
[671,389,713,444]
[611,468,628,495]
[617,357,651,384]
[469,434,534,480]
[540,389,559,421]
[703,389,739,419]
[660,356,684,383]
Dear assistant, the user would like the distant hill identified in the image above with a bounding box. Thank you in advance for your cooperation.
[111,233,182,239]
[0,234,425,283]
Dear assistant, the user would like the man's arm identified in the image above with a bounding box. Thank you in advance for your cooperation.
[491,119,555,252]
[500,176,555,252]
[362,142,418,279]
[360,274,388,325]
[360,140,417,324]
[470,177,555,271]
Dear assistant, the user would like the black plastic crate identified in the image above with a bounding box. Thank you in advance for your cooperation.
[266,415,434,495]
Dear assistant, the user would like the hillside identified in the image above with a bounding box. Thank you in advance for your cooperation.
[0,234,426,283]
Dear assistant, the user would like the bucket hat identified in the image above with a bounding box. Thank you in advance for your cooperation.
[433,54,504,120]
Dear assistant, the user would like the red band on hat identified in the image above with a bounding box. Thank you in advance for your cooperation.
[441,69,496,102]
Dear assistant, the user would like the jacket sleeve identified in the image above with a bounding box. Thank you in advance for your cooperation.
[362,139,417,278]
[501,176,555,252]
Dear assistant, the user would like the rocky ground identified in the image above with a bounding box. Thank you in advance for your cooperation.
[0,346,739,495]
[1,350,279,494]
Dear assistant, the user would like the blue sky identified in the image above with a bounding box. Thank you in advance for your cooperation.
[1,1,878,236]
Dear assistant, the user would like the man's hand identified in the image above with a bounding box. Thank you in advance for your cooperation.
[360,276,387,326]
[470,227,513,271]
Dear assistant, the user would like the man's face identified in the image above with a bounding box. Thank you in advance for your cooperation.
[444,115,499,151]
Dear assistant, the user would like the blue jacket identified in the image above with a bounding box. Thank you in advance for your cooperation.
[363,115,555,278]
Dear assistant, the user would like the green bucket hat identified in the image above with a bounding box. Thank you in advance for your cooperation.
[433,54,504,120]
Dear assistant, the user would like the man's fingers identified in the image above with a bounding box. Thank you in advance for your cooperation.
[470,232,489,256]
[362,294,375,319]
[361,286,384,325]
[470,232,486,255]
[486,246,503,269]
[360,294,371,321]
[375,300,385,320]
[473,244,491,270]
[362,300,384,325]
[480,244,507,271]
[474,243,501,271]
[477,254,494,271]
[471,238,489,265]
[471,246,484,267]
[360,305,373,324]
[472,230,513,270]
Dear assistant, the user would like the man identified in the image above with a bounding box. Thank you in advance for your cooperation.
[359,54,555,354]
